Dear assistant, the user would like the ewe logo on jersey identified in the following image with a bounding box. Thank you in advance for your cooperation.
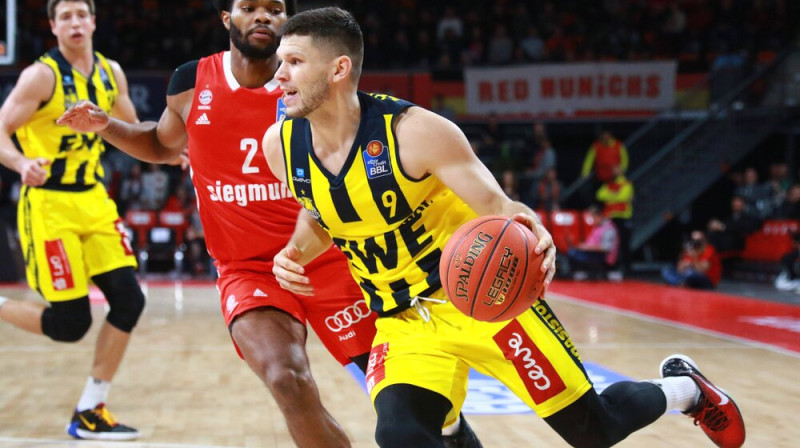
[363,140,392,179]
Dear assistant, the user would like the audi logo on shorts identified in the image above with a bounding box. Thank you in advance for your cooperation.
[325,300,371,332]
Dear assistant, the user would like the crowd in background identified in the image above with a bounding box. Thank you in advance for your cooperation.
[10,0,799,73]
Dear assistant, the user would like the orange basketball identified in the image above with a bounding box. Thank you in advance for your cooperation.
[440,215,545,322]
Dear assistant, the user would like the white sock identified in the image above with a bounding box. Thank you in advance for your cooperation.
[650,377,701,412]
[77,377,111,411]
[0,296,8,309]
[442,415,461,437]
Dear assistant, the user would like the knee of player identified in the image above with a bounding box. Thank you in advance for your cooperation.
[105,287,146,333]
[264,364,316,402]
[93,267,146,333]
[375,419,433,448]
[42,309,93,342]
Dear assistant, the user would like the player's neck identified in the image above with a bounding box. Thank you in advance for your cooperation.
[58,43,94,76]
[308,91,361,158]
[229,50,280,88]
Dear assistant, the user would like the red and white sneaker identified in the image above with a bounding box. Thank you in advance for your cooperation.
[660,354,745,448]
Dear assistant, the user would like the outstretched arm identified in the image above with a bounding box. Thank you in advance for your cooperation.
[57,94,189,164]
[57,61,193,164]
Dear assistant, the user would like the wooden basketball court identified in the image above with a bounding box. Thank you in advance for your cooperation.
[1,278,798,447]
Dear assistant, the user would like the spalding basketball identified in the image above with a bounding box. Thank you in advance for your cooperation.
[440,215,545,322]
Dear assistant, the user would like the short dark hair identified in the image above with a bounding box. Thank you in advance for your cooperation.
[215,0,297,17]
[279,7,363,80]
[47,0,95,20]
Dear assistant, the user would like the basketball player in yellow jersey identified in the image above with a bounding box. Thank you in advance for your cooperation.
[0,0,144,440]
[264,7,746,448]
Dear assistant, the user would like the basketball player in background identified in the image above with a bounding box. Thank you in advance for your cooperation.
[266,7,746,448]
[57,1,481,447]
[0,0,143,440]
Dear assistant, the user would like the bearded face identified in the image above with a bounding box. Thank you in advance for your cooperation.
[229,17,280,59]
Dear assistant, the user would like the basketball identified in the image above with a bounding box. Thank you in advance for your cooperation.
[440,215,546,323]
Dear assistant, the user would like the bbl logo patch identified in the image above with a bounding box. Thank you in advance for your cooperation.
[362,140,392,179]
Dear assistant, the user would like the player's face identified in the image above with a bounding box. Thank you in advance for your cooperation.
[275,35,333,118]
[49,1,96,50]
[227,0,287,59]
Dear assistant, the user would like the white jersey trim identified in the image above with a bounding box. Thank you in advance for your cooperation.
[222,51,280,93]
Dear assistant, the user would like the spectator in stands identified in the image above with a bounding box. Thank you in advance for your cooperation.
[773,183,800,220]
[117,162,143,216]
[519,25,546,61]
[661,231,722,290]
[140,163,169,211]
[479,113,512,171]
[707,195,762,253]
[486,24,514,65]
[500,169,520,201]
[774,231,800,292]
[596,166,634,275]
[767,162,792,212]
[522,138,556,205]
[581,130,629,183]
[436,6,463,42]
[437,29,464,72]
[463,27,486,66]
[566,205,619,280]
[735,167,773,218]
[532,167,562,212]
[580,130,629,207]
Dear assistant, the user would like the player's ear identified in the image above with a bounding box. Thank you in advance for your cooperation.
[221,11,231,31]
[331,55,352,84]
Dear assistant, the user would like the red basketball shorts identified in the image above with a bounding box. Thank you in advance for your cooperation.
[216,248,377,365]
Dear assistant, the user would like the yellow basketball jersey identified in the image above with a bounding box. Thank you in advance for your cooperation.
[14,48,118,190]
[281,92,477,315]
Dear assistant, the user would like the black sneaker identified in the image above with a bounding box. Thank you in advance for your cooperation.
[65,403,140,440]
[660,354,745,448]
[443,414,483,448]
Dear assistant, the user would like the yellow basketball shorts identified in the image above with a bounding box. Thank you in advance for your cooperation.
[18,184,137,302]
[365,291,593,426]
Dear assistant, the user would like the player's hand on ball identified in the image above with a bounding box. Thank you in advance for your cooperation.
[512,213,556,288]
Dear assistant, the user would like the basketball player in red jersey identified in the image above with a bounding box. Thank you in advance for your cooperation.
[58,1,481,447]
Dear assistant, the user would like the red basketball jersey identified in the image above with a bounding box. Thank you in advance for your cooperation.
[186,51,297,263]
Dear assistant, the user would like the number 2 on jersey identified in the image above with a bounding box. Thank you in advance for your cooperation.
[240,138,260,174]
